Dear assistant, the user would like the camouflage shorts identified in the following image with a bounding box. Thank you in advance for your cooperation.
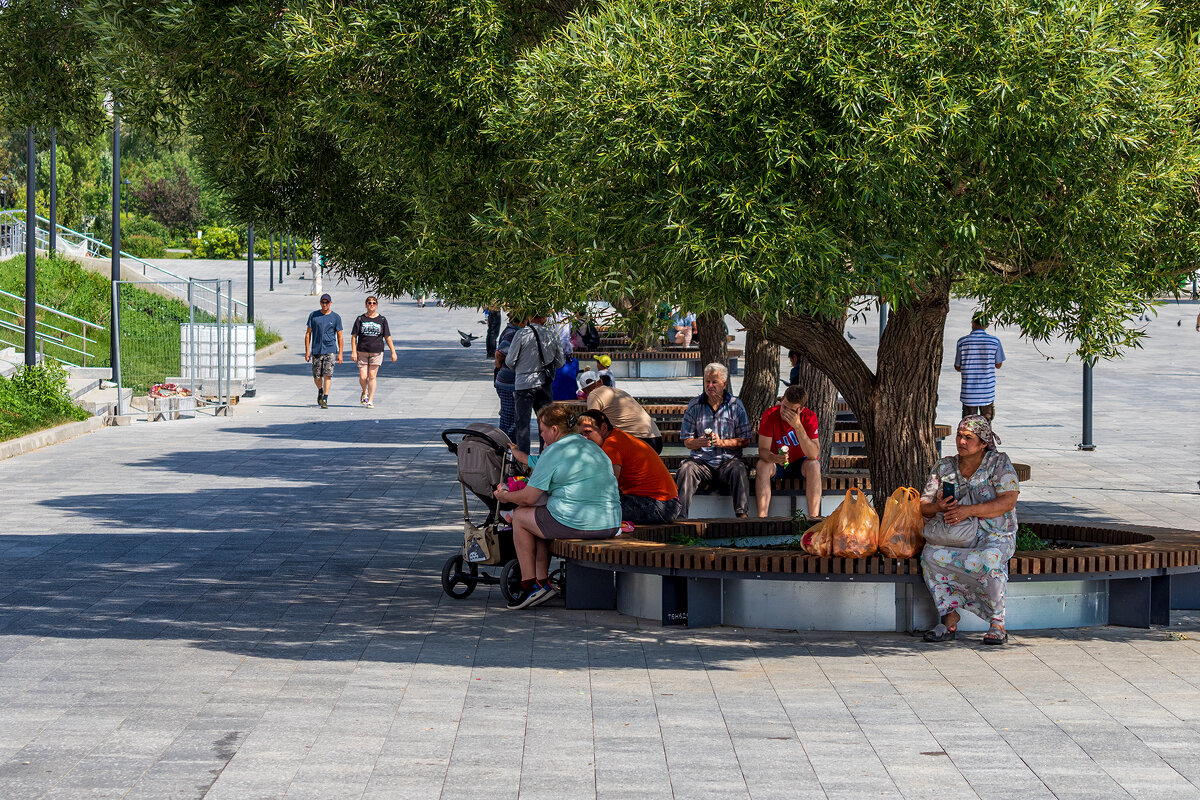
[311,353,336,378]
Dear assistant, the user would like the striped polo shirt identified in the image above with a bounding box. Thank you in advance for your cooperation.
[954,329,1005,405]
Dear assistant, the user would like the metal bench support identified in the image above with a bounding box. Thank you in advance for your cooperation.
[1109,575,1171,627]
[660,576,723,628]
[564,562,617,610]
[1170,572,1200,610]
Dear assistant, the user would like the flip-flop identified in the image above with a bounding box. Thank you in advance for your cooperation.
[983,627,1008,646]
[923,623,957,643]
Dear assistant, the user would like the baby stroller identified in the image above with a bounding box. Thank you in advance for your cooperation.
[439,424,531,604]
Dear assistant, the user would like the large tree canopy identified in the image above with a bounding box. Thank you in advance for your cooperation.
[483,0,1200,355]
[38,0,1200,502]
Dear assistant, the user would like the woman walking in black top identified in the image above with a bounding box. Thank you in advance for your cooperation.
[350,296,397,408]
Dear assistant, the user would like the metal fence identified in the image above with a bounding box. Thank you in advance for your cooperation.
[114,278,250,418]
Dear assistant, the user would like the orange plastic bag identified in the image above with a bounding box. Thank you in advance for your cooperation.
[800,510,836,556]
[877,487,925,559]
[830,488,879,558]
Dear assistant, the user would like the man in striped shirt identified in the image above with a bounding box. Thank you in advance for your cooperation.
[954,313,1005,421]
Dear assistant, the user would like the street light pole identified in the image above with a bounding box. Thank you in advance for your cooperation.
[49,128,57,256]
[24,127,36,366]
[111,110,123,407]
[1079,358,1096,451]
[246,223,255,323]
[268,231,274,292]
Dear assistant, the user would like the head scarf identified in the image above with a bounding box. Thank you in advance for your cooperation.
[958,415,1001,451]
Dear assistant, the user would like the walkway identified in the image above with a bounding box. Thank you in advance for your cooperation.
[0,266,1198,799]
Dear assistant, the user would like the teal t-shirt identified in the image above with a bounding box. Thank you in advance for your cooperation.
[527,434,621,531]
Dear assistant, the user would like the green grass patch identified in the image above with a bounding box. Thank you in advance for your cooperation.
[0,363,89,442]
[0,254,280,392]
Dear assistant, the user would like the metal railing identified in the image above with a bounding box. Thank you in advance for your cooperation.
[0,287,105,368]
[0,210,249,318]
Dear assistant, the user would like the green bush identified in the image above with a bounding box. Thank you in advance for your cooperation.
[0,363,89,442]
[189,226,241,259]
[123,234,166,259]
[122,215,170,241]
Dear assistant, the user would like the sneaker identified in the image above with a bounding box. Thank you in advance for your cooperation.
[366,401,374,408]
[318,394,328,409]
[360,393,367,405]
[526,581,558,608]
[507,582,554,610]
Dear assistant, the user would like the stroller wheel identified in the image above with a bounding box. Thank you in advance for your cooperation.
[441,555,478,599]
[499,558,524,605]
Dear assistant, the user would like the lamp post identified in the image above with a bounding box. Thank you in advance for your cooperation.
[111,109,123,411]
[49,129,56,256]
[24,127,36,366]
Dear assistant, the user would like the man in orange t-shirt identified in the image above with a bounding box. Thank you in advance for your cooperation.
[577,410,682,524]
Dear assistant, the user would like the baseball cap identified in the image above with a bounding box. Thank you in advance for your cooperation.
[578,370,600,389]
[595,355,612,368]
[320,293,332,303]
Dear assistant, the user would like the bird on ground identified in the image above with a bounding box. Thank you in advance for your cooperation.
[458,330,480,347]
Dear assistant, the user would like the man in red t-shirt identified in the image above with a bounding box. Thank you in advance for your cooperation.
[756,384,822,518]
[577,410,682,524]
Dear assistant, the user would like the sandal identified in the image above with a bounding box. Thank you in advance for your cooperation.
[982,626,1008,646]
[922,623,957,643]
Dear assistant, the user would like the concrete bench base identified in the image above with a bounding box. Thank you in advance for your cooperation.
[614,571,1110,632]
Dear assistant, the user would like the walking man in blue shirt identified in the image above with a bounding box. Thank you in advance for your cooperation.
[954,312,1005,421]
[304,293,343,409]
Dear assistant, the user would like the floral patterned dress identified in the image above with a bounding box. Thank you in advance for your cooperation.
[919,450,1020,624]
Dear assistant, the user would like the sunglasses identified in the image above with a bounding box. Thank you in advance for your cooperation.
[366,301,377,305]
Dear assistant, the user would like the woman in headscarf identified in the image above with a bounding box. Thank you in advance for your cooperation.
[918,416,1020,645]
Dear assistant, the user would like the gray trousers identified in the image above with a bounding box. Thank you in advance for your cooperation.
[675,458,750,517]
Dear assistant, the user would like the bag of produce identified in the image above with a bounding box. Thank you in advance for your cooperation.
[877,486,924,559]
[829,488,879,558]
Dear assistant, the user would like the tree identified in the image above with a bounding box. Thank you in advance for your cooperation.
[81,0,1200,508]
[477,0,1200,506]
[130,164,200,233]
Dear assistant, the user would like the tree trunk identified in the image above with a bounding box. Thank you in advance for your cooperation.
[737,326,779,426]
[750,276,952,514]
[696,310,727,369]
[788,323,843,469]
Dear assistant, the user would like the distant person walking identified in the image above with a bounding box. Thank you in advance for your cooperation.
[304,293,343,409]
[350,296,396,408]
[955,312,1005,421]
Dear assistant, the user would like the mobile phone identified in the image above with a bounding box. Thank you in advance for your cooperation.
[941,482,955,501]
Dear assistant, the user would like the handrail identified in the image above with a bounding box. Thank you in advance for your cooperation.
[1,211,250,315]
[0,306,100,344]
[0,287,104,330]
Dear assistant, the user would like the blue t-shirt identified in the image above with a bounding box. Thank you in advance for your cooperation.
[307,310,343,355]
[527,434,621,531]
[954,329,1005,405]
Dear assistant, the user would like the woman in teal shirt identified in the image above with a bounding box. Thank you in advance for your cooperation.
[495,403,621,609]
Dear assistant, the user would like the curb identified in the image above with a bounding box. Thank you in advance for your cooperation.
[0,415,107,461]
[256,341,287,360]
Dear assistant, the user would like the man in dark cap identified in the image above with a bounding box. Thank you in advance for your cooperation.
[305,293,343,408]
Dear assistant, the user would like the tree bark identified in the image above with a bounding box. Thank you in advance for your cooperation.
[737,326,779,426]
[696,310,727,369]
[750,276,952,514]
[787,322,844,469]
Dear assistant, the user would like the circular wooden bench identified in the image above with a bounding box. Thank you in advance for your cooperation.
[551,518,1200,631]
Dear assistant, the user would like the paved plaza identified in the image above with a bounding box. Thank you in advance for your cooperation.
[1,265,1199,799]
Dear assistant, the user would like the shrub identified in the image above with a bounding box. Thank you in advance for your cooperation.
[123,234,165,260]
[189,227,241,259]
[121,215,170,241]
[0,362,89,441]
